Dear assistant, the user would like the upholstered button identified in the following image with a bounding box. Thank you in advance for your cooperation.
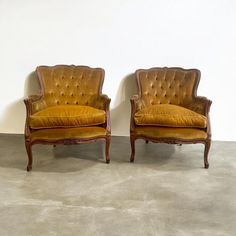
[67,85,69,88]
[76,102,78,104]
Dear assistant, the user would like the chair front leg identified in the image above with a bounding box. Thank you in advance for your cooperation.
[130,135,136,162]
[25,140,33,171]
[204,140,211,169]
[105,136,111,164]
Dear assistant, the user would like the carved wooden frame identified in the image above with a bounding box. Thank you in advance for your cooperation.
[24,65,111,171]
[130,67,212,168]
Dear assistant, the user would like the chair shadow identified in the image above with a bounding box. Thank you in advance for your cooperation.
[24,71,41,96]
[31,142,104,173]
[110,73,137,136]
[0,71,40,134]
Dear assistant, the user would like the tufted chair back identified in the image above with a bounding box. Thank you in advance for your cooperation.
[36,65,104,108]
[136,67,200,110]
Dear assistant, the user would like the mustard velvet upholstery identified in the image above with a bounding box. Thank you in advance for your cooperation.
[134,104,207,128]
[24,65,111,171]
[135,68,199,110]
[30,105,105,129]
[135,127,207,140]
[31,127,107,141]
[130,67,212,168]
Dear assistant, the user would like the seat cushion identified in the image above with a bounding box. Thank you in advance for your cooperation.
[134,104,207,128]
[29,105,105,129]
[31,127,107,141]
[134,126,207,140]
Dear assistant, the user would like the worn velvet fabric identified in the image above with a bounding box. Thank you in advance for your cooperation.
[134,104,207,128]
[31,127,107,141]
[134,126,207,140]
[30,105,105,129]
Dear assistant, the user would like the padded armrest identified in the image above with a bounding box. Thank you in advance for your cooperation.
[90,94,111,111]
[130,95,144,112]
[88,94,111,133]
[130,95,144,131]
[185,96,212,116]
[24,95,47,115]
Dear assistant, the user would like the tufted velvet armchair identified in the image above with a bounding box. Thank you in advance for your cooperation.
[130,67,212,168]
[24,65,111,171]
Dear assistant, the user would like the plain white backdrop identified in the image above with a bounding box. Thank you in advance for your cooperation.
[0,0,236,140]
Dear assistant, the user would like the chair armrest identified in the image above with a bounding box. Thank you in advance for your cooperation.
[185,96,212,116]
[130,95,139,113]
[90,94,111,111]
[89,94,111,133]
[130,95,143,131]
[24,95,47,116]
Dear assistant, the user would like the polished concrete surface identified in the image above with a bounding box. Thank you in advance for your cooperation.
[0,134,235,236]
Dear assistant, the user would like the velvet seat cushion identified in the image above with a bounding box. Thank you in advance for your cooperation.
[29,105,105,129]
[134,104,207,128]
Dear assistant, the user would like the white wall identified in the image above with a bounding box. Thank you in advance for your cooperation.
[0,0,236,141]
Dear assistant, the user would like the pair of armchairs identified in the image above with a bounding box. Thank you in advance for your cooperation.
[24,65,212,171]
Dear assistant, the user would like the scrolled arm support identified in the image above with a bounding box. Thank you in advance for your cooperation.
[185,96,212,116]
[24,95,46,115]
[102,95,111,133]
[92,94,111,133]
[24,95,43,139]
[130,95,142,132]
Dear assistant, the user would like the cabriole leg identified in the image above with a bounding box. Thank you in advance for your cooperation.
[204,140,211,169]
[25,140,33,171]
[130,135,135,162]
[105,136,111,164]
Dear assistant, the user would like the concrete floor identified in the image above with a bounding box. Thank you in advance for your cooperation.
[0,134,235,236]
